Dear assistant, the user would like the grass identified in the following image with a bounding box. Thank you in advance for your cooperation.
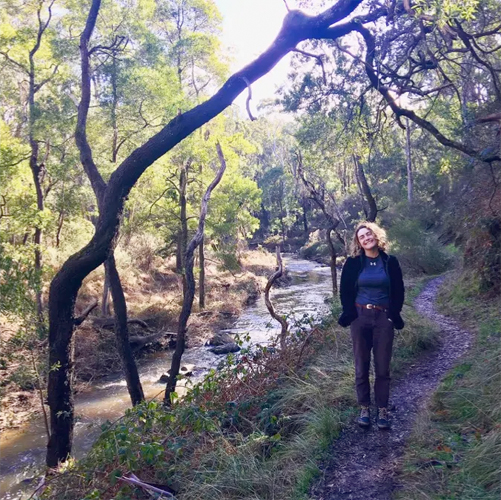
[394,272,501,500]
[41,277,439,500]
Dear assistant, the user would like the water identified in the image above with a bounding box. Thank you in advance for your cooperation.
[0,256,334,499]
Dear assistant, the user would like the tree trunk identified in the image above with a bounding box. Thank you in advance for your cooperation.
[199,236,205,309]
[405,117,414,204]
[326,228,338,295]
[165,143,227,404]
[353,155,377,222]
[46,275,76,467]
[104,254,144,405]
[111,55,119,163]
[264,247,288,349]
[101,271,110,316]
[49,0,144,468]
[354,161,368,219]
[302,198,308,233]
[28,26,49,330]
[178,164,188,296]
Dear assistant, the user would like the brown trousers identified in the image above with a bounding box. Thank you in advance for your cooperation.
[350,306,394,408]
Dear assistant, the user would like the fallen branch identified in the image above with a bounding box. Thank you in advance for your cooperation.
[92,317,149,329]
[74,298,98,326]
[264,247,288,349]
[129,331,176,349]
[119,474,175,498]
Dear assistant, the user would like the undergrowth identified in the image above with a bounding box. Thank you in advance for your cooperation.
[395,272,501,500]
[41,279,438,500]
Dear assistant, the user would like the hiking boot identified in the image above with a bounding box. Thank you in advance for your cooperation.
[357,406,370,428]
[377,407,391,429]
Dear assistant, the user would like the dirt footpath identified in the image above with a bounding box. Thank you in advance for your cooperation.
[311,276,473,500]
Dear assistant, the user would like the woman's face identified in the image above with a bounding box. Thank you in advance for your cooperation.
[357,227,378,252]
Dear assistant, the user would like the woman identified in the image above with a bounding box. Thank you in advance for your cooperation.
[338,222,404,429]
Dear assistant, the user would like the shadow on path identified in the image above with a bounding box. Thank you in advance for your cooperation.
[310,276,472,500]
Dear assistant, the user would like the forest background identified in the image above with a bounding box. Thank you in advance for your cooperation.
[0,0,500,495]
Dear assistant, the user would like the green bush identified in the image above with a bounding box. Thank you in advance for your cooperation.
[388,219,454,275]
[299,241,328,261]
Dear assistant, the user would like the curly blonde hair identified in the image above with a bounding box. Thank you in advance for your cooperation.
[350,221,389,257]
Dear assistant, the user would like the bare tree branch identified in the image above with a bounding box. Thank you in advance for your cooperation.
[242,76,256,121]
[74,299,98,326]
[264,247,288,349]
[353,24,501,163]
[293,48,327,84]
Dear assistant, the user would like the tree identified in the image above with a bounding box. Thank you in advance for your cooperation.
[164,142,227,404]
[0,0,60,329]
[296,150,343,294]
[73,0,144,407]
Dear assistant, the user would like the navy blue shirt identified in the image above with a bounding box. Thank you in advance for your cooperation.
[355,255,390,307]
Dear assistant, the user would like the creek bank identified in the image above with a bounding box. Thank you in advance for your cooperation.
[311,276,473,500]
[0,250,275,434]
[0,256,334,500]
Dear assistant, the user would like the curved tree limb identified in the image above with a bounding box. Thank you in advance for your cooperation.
[264,247,288,349]
[242,76,256,121]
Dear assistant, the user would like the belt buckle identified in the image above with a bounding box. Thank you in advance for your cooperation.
[366,304,376,310]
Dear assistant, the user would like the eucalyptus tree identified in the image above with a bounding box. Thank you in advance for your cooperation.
[45,0,500,467]
[154,0,226,96]
[0,0,66,328]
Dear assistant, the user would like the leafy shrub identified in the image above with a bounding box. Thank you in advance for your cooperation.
[299,241,328,260]
[463,217,500,294]
[388,219,454,275]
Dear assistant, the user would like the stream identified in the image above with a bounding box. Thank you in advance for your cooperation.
[0,256,333,499]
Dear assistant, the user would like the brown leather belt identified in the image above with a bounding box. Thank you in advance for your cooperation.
[356,303,388,312]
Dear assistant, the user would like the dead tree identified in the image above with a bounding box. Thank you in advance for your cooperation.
[264,247,288,349]
[164,143,227,404]
[47,0,501,468]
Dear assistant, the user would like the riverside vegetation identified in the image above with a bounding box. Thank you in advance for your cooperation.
[0,246,274,430]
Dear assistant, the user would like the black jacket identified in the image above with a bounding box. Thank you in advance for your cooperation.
[338,251,405,330]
